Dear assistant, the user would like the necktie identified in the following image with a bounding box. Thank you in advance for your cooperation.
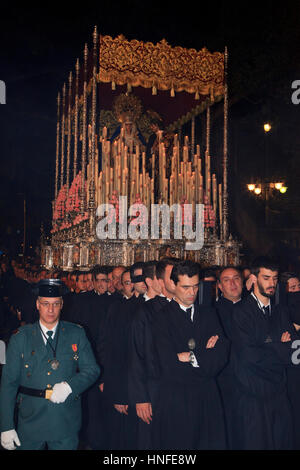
[46,330,54,345]
[186,307,193,321]
[263,305,271,317]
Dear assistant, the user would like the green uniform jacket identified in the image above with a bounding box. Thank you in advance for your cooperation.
[0,321,100,442]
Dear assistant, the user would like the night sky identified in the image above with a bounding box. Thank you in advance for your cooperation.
[1,2,300,264]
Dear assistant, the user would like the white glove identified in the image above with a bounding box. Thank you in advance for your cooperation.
[1,429,21,450]
[49,381,72,404]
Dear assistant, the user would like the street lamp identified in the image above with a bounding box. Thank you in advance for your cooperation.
[247,181,287,226]
[280,186,288,194]
[263,123,272,133]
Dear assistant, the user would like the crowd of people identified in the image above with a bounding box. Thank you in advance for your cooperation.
[0,254,300,450]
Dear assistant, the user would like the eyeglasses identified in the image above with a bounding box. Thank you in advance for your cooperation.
[39,302,62,309]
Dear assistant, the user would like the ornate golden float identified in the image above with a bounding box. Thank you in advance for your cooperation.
[42,27,241,270]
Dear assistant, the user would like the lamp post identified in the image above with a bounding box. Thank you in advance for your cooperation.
[247,182,287,226]
[263,122,271,183]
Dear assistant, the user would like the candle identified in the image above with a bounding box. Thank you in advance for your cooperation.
[219,183,223,227]
[152,153,155,180]
[199,174,203,203]
[212,174,217,213]
[151,178,154,206]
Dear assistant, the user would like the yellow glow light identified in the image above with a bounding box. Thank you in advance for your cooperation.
[247,184,255,191]
[264,123,272,133]
[254,187,262,195]
[274,182,283,190]
[280,186,287,194]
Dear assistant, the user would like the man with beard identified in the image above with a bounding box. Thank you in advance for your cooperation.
[230,256,298,449]
[215,266,243,449]
[152,260,229,450]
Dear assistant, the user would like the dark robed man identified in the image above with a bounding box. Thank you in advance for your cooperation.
[151,260,229,450]
[230,257,298,450]
[215,266,244,449]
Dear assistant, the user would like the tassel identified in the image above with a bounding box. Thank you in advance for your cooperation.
[127,82,132,93]
[111,81,116,90]
[170,86,175,98]
[195,90,200,100]
[152,84,157,95]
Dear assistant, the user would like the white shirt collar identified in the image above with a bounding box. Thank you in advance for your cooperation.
[39,321,59,344]
[160,294,172,302]
[173,299,195,320]
[143,293,151,302]
[251,292,271,312]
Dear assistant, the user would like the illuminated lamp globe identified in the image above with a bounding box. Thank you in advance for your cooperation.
[275,182,283,190]
[247,184,255,191]
[254,187,262,195]
[264,123,272,133]
[280,186,287,194]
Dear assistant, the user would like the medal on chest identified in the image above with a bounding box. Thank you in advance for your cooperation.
[39,323,61,370]
[50,359,60,370]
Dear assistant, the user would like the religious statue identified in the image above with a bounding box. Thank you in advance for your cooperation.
[110,114,146,153]
[109,93,146,153]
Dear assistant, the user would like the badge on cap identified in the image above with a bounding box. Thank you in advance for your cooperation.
[72,344,77,352]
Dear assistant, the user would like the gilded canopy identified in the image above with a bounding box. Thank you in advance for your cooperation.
[98,35,225,99]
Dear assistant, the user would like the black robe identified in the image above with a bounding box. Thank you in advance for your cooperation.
[286,328,300,449]
[215,296,239,449]
[230,294,298,449]
[128,295,169,449]
[151,300,229,450]
[103,294,145,450]
[70,290,118,449]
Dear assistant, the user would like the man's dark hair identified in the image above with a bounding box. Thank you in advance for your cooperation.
[170,260,199,285]
[280,271,299,286]
[129,262,145,279]
[156,257,180,280]
[250,256,279,277]
[92,265,108,280]
[121,268,131,282]
[143,261,157,283]
[217,266,242,282]
[76,271,86,281]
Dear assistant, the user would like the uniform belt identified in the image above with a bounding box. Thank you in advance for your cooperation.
[18,385,53,400]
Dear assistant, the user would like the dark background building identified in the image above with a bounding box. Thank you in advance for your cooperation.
[0,2,299,268]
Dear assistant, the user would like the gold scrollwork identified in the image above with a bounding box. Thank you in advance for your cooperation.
[98,35,224,97]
